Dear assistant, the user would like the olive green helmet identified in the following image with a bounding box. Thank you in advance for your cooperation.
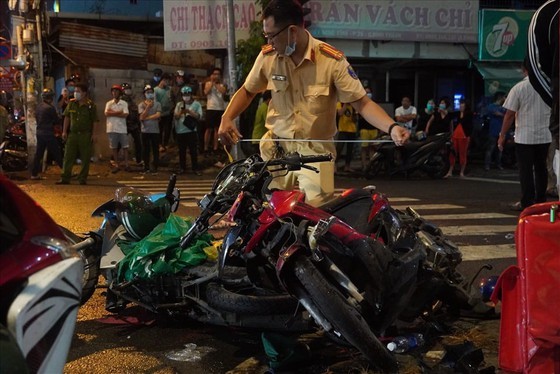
[114,187,171,240]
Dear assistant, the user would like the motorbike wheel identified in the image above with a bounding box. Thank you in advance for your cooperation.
[59,226,100,305]
[365,155,384,179]
[205,282,298,315]
[425,153,449,179]
[287,256,397,373]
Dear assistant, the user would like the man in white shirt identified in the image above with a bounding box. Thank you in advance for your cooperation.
[395,96,417,131]
[105,84,130,173]
[498,59,552,211]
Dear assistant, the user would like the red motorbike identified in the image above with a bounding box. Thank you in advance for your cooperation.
[0,174,86,373]
[179,152,492,372]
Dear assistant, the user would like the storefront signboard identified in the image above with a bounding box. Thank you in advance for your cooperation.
[478,9,534,61]
[163,0,257,51]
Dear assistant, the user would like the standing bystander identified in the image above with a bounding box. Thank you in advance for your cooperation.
[30,88,63,180]
[121,82,143,167]
[155,73,173,152]
[395,96,417,132]
[484,92,506,171]
[252,90,272,155]
[174,86,203,176]
[57,78,75,115]
[336,101,357,172]
[138,85,161,174]
[57,83,98,185]
[498,59,552,211]
[104,84,130,173]
[204,68,227,155]
[358,88,379,172]
[445,100,473,178]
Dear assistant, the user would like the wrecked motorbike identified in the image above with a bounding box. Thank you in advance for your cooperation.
[365,132,451,179]
[72,175,309,331]
[0,174,86,373]
[179,152,493,372]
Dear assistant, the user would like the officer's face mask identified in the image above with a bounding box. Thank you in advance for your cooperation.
[153,76,161,83]
[284,27,296,56]
[68,86,75,93]
[74,92,82,101]
[439,103,446,110]
[366,93,372,99]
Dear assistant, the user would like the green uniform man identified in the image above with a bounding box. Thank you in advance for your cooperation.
[57,82,98,185]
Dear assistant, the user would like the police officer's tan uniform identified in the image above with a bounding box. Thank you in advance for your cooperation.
[244,31,365,205]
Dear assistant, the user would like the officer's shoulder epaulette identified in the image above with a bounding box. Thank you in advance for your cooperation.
[261,44,274,55]
[319,43,344,61]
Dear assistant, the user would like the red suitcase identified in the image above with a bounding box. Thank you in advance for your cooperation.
[492,201,560,373]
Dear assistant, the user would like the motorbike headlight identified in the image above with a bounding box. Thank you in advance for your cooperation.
[31,236,78,259]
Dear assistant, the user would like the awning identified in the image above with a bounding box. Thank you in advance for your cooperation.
[474,61,525,95]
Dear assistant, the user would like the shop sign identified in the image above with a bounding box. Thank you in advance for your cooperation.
[163,0,257,51]
[478,9,534,61]
[307,0,478,43]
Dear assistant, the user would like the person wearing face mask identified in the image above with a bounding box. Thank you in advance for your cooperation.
[149,68,163,89]
[121,82,143,167]
[57,78,75,115]
[138,85,162,174]
[57,83,98,185]
[425,98,453,136]
[174,86,203,176]
[217,0,409,206]
[155,73,173,152]
[416,99,435,134]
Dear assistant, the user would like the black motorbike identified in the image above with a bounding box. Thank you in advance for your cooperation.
[0,121,27,172]
[365,132,451,179]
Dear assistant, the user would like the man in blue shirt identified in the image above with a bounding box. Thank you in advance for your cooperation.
[484,91,506,170]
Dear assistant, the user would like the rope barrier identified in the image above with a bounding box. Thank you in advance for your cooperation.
[238,138,395,143]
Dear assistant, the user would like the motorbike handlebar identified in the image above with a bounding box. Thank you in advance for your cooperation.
[266,153,333,167]
[166,174,177,198]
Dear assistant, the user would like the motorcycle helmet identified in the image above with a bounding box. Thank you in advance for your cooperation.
[111,84,123,92]
[114,187,171,240]
[479,275,499,302]
[176,70,185,77]
[181,86,192,94]
[121,82,132,96]
[41,88,55,100]
[143,84,153,93]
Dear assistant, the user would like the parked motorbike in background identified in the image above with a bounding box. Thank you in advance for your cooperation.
[179,152,492,372]
[0,174,85,373]
[0,120,27,172]
[365,132,451,179]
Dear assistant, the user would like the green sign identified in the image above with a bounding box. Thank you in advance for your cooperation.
[478,9,534,61]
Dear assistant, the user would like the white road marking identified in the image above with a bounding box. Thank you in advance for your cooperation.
[459,244,516,260]
[442,225,517,236]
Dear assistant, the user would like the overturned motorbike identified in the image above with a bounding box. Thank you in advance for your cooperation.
[365,132,451,179]
[179,152,492,372]
[71,175,311,331]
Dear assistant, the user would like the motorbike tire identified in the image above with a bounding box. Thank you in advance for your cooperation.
[59,226,100,305]
[205,282,298,315]
[425,153,449,179]
[365,155,384,179]
[288,256,398,373]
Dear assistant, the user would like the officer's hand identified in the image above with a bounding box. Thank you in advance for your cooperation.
[218,117,242,146]
[391,126,410,147]
[62,131,68,141]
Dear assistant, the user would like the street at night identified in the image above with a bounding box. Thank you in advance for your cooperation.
[11,161,527,373]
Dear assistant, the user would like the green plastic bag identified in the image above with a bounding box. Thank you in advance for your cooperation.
[117,214,214,281]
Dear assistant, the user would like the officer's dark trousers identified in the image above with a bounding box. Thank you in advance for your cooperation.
[515,142,550,208]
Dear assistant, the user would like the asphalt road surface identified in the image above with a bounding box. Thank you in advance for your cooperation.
[11,161,542,373]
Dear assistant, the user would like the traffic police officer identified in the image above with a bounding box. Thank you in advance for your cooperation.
[58,82,98,185]
[218,0,409,206]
